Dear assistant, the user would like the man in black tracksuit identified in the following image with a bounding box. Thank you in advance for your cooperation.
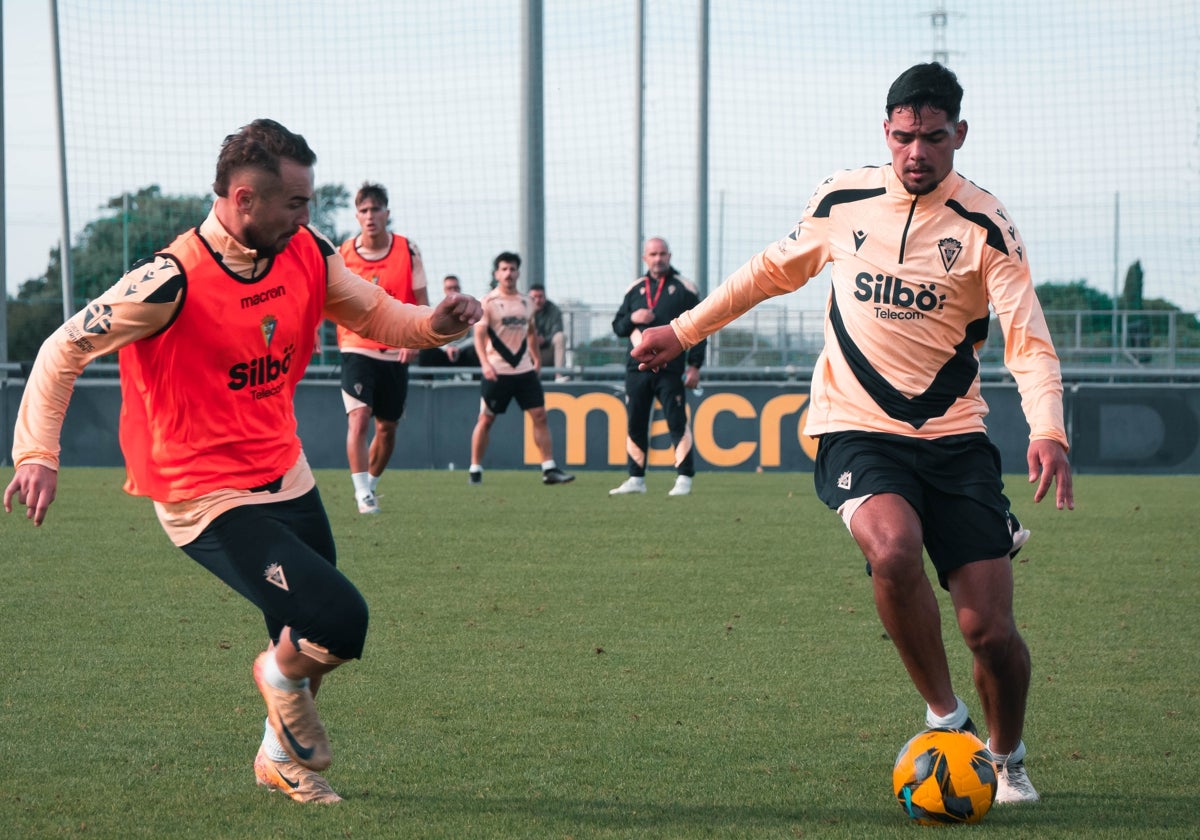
[610,237,707,496]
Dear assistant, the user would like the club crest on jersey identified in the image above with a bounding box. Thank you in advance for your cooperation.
[260,315,277,349]
[938,237,963,273]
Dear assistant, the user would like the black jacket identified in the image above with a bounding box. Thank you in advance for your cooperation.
[612,267,707,373]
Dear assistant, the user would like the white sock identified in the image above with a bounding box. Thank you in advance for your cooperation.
[987,739,1026,765]
[541,460,556,472]
[469,464,482,474]
[368,473,380,493]
[926,696,969,729]
[351,471,370,498]
[261,718,290,762]
[261,650,308,692]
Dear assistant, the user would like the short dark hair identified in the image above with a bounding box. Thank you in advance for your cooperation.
[885,62,963,121]
[493,251,521,271]
[213,118,316,197]
[355,181,388,208]
[528,283,545,292]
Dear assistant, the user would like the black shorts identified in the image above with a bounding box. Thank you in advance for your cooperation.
[180,488,369,660]
[480,370,544,415]
[814,431,1016,588]
[340,353,409,421]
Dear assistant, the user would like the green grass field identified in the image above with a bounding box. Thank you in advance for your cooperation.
[2,467,1198,839]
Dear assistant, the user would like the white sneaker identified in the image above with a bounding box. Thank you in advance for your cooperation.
[609,477,646,495]
[995,759,1040,803]
[356,493,380,514]
[668,475,692,496]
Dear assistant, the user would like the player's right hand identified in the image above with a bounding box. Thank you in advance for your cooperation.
[4,463,59,526]
[631,325,684,372]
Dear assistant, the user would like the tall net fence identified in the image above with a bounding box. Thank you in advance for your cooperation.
[49,0,1200,367]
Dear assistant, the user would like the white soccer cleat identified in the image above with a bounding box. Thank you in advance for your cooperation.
[995,759,1040,804]
[1008,512,1030,558]
[356,492,380,514]
[609,476,646,495]
[668,475,693,496]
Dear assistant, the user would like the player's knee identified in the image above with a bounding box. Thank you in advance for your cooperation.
[305,589,370,661]
[960,617,1023,664]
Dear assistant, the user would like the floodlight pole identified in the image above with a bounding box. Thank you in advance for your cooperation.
[0,7,7,365]
[694,0,710,297]
[51,0,73,321]
[519,0,545,291]
[633,0,645,277]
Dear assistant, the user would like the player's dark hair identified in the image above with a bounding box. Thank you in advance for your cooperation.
[528,283,545,292]
[886,62,963,121]
[213,118,316,197]
[355,181,389,208]
[493,251,521,271]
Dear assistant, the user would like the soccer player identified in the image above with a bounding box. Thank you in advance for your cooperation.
[337,182,428,514]
[610,237,705,497]
[631,63,1074,804]
[4,119,482,804]
[467,252,574,486]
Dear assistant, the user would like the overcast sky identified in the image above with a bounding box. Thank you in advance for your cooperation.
[5,1,1198,313]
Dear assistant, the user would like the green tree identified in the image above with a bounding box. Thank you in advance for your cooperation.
[1120,260,1144,311]
[7,183,349,361]
[311,183,351,242]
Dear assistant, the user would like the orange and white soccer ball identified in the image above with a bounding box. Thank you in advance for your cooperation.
[892,728,997,825]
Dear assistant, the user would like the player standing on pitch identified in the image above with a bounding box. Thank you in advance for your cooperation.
[4,119,482,804]
[631,62,1073,804]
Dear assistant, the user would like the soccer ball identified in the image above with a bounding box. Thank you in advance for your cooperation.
[892,728,997,825]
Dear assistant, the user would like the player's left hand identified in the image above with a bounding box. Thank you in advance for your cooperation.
[432,293,483,334]
[631,325,684,372]
[1027,438,1073,510]
[683,365,701,389]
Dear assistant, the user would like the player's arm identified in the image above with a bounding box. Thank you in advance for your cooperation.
[984,220,1073,511]
[473,306,495,380]
[528,317,541,373]
[400,242,432,362]
[611,285,641,338]
[5,256,184,525]
[324,252,474,349]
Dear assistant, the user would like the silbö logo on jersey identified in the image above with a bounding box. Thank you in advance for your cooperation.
[853,272,946,320]
[227,314,293,399]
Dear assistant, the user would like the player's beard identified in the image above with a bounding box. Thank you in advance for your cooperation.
[243,223,295,257]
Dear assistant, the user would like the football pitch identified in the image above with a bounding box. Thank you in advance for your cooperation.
[2,468,1197,839]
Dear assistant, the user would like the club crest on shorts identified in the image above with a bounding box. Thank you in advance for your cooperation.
[838,471,853,490]
[264,562,289,591]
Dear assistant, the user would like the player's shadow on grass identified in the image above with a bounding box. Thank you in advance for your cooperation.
[350,789,1200,833]
[354,790,895,832]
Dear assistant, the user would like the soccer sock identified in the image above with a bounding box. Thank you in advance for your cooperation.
[986,739,1026,765]
[261,718,290,762]
[261,650,309,692]
[926,696,969,729]
[469,464,482,474]
[368,473,380,493]
[351,471,370,498]
[541,460,556,472]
